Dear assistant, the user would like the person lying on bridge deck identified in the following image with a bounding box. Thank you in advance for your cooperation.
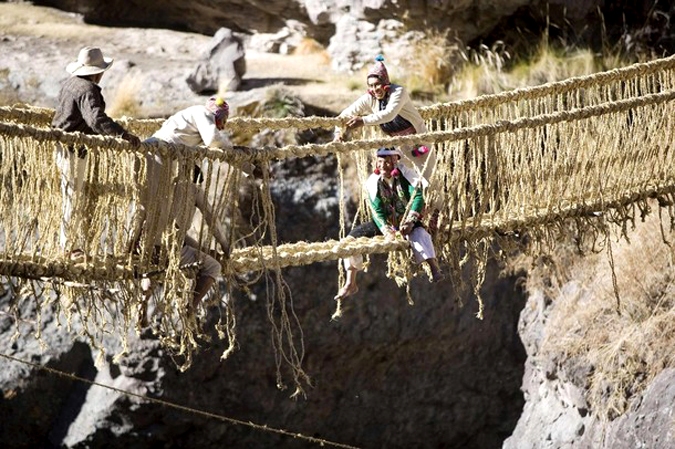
[334,147,444,301]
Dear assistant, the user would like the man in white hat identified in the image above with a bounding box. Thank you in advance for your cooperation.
[52,46,140,256]
[334,146,444,301]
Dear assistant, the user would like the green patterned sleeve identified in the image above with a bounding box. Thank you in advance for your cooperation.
[406,177,425,214]
[370,194,389,232]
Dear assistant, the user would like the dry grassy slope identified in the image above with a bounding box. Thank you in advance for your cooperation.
[503,208,675,448]
[0,3,364,117]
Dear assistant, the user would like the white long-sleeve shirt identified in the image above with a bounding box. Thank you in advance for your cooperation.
[134,105,234,252]
[334,84,427,139]
[152,105,232,149]
[151,104,258,176]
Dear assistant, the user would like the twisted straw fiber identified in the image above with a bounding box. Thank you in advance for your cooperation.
[2,55,675,394]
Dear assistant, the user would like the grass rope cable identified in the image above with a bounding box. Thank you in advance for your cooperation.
[0,352,361,449]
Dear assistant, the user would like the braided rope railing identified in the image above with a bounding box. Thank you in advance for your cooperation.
[186,179,675,275]
[3,54,675,134]
[2,86,675,279]
[0,237,407,281]
[233,88,675,161]
[420,53,675,118]
[2,180,674,281]
[3,86,674,167]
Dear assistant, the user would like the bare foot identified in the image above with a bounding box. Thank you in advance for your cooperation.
[334,283,358,301]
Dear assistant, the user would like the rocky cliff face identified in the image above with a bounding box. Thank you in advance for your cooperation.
[30,0,624,71]
[504,213,675,449]
[28,0,675,76]
[32,0,536,40]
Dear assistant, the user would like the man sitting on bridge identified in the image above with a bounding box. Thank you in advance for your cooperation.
[334,147,444,301]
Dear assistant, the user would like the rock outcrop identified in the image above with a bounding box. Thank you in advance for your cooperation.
[32,0,633,71]
[186,27,246,94]
[504,214,675,449]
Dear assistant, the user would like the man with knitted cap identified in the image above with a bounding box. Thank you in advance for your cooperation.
[334,146,444,301]
[131,96,240,313]
[151,96,231,147]
[334,55,435,179]
[52,46,140,256]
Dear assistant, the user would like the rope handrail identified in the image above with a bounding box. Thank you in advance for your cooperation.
[419,53,675,117]
[2,177,674,281]
[0,120,257,166]
[3,53,675,134]
[222,87,675,161]
[3,86,674,167]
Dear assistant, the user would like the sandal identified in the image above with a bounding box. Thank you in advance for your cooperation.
[334,284,359,301]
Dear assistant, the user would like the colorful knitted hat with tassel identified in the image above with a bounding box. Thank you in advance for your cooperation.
[206,96,229,123]
[367,54,390,85]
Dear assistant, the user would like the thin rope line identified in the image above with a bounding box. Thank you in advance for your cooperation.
[0,352,361,449]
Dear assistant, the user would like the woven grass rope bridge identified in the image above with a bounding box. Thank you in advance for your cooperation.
[3,54,675,395]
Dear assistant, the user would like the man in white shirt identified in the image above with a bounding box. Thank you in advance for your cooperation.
[132,97,234,312]
[334,55,435,179]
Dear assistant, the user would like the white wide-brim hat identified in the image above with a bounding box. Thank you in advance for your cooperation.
[66,46,113,76]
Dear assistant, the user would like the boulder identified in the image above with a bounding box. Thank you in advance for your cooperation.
[247,20,308,55]
[186,28,246,94]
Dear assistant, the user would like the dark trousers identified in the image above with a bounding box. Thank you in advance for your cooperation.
[348,221,381,239]
[348,220,423,238]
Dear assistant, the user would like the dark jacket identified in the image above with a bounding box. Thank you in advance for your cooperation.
[52,76,126,137]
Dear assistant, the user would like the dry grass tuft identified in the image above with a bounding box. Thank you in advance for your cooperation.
[293,38,332,66]
[259,88,305,118]
[108,73,144,119]
[448,41,511,98]
[513,209,675,420]
[399,30,460,98]
[0,68,21,106]
[0,92,22,107]
[447,39,626,99]
[509,44,600,87]
[293,37,323,55]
